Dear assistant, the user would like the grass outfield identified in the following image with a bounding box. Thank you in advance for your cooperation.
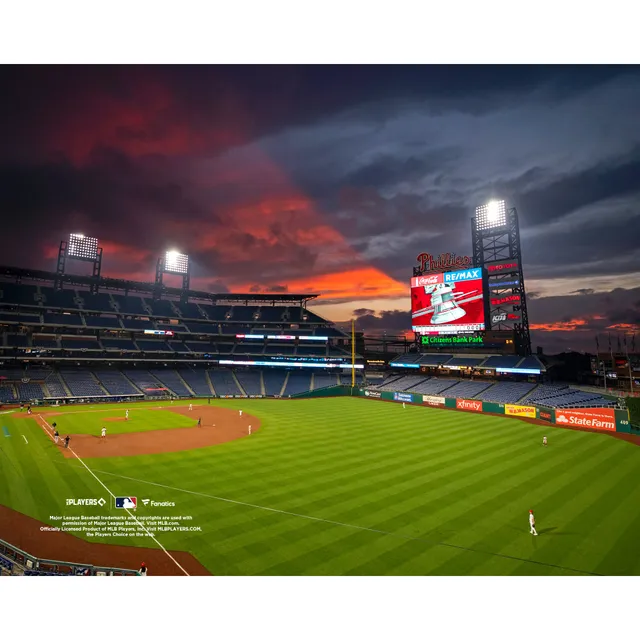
[1,397,640,576]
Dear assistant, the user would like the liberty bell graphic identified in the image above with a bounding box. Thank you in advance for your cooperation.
[424,283,466,324]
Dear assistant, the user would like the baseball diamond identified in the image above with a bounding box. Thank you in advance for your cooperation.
[1,396,640,576]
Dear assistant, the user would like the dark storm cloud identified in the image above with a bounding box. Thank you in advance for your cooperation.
[0,152,211,269]
[1,65,640,353]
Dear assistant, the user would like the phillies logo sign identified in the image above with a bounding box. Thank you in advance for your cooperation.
[417,252,472,272]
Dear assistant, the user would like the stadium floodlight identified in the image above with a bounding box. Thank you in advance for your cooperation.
[475,199,507,230]
[67,233,99,261]
[164,250,189,275]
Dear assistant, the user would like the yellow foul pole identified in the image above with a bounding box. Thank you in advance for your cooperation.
[351,319,356,387]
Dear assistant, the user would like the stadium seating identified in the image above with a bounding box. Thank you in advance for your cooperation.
[297,345,327,356]
[0,312,41,325]
[516,356,543,371]
[185,321,219,334]
[41,288,80,310]
[43,312,83,326]
[418,354,454,366]
[146,299,177,317]
[0,384,16,402]
[477,381,536,403]
[14,381,46,401]
[234,342,262,355]
[84,315,122,329]
[121,318,154,331]
[76,291,115,313]
[208,369,242,396]
[185,341,216,353]
[136,340,171,352]
[94,370,141,396]
[6,334,28,347]
[111,294,149,315]
[313,373,340,389]
[179,369,212,396]
[439,380,492,398]
[264,344,296,355]
[149,369,192,396]
[284,371,312,395]
[33,336,60,349]
[124,370,166,396]
[482,355,523,369]
[200,306,227,322]
[0,282,39,307]
[176,302,205,319]
[263,370,287,396]
[377,374,426,392]
[102,338,138,351]
[168,341,191,353]
[61,337,101,350]
[60,370,107,396]
[234,370,263,395]
[399,377,459,395]
[43,373,68,398]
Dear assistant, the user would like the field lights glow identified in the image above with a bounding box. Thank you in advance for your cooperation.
[164,250,189,274]
[475,199,507,230]
[68,233,99,260]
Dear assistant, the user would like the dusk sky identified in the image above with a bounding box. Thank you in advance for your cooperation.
[1,65,639,353]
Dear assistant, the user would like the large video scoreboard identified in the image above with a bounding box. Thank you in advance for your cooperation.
[410,267,485,335]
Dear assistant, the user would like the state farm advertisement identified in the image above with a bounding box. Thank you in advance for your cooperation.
[411,268,485,335]
[456,398,483,412]
[555,408,616,432]
[505,404,536,418]
[423,395,446,406]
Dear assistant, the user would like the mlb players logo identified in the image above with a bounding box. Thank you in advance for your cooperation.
[115,497,137,509]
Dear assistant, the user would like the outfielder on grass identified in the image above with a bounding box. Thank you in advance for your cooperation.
[529,510,538,536]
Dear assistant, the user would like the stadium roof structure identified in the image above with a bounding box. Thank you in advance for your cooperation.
[0,265,319,305]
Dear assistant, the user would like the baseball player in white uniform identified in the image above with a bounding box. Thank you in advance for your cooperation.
[542,436,548,447]
[529,510,538,535]
[125,409,129,421]
[239,409,243,417]
[189,403,193,411]
[101,427,106,441]
[402,402,406,409]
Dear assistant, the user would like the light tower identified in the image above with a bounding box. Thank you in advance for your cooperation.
[472,200,531,356]
[55,233,103,293]
[155,250,190,302]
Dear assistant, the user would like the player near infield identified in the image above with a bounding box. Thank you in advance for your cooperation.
[101,426,106,442]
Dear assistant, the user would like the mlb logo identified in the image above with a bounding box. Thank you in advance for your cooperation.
[115,497,137,509]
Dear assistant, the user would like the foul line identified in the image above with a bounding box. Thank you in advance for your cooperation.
[36,415,190,576]
[92,468,600,576]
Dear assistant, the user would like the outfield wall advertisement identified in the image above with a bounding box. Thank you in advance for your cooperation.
[554,408,616,431]
[351,388,631,433]
[505,404,536,418]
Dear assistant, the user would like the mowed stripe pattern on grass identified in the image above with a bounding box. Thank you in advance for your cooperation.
[2,398,640,575]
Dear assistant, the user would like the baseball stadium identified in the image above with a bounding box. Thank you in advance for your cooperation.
[1,202,638,577]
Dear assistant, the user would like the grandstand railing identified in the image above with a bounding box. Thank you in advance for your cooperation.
[0,538,139,576]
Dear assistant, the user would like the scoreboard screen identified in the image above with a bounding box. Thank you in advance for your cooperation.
[411,268,485,335]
